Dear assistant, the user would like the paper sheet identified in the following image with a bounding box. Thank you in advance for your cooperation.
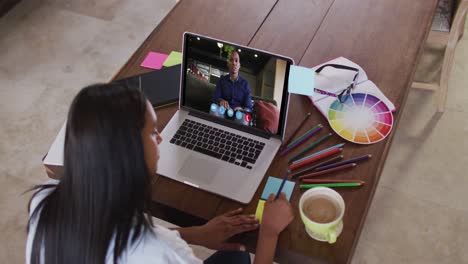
[140,51,168,70]
[288,65,315,96]
[255,200,266,223]
[163,51,182,67]
[43,121,66,166]
[260,176,295,201]
[309,57,395,118]
[310,57,368,102]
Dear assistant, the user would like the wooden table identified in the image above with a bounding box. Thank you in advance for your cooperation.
[49,0,439,263]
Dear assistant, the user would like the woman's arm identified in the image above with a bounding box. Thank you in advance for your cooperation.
[254,193,294,264]
[253,228,278,264]
[174,226,204,245]
[174,208,259,251]
[173,192,293,263]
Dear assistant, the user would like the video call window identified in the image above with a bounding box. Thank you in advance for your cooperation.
[184,35,288,135]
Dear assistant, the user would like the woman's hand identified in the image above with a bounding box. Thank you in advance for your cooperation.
[253,193,294,264]
[260,193,294,237]
[197,208,259,251]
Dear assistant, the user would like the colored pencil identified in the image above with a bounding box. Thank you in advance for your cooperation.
[287,124,320,148]
[290,148,343,170]
[291,143,346,164]
[280,125,322,156]
[288,133,332,162]
[300,182,363,189]
[298,163,356,180]
[290,155,344,178]
[314,154,372,171]
[275,170,290,200]
[281,112,311,148]
[301,179,365,184]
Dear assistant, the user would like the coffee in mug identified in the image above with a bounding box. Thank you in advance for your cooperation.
[299,187,345,243]
[303,196,340,224]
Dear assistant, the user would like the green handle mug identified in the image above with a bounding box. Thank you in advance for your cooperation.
[299,187,345,244]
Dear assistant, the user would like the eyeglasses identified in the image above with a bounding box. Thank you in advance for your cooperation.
[314,64,359,103]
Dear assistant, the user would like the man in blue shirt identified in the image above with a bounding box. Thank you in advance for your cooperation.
[213,51,252,112]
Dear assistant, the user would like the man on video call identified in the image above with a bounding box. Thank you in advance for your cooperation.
[213,51,252,112]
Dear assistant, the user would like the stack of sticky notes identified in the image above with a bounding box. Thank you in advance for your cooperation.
[255,176,295,223]
[140,51,183,70]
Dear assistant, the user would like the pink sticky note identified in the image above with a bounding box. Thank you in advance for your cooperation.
[140,52,168,70]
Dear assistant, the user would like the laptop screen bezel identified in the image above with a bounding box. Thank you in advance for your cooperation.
[180,32,294,141]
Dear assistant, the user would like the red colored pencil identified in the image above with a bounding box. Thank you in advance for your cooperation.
[301,179,364,184]
[298,163,356,180]
[290,155,344,178]
[289,148,343,170]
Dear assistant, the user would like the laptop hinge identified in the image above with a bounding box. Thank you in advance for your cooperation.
[188,111,271,139]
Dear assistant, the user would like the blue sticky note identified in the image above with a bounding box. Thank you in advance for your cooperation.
[288,65,315,96]
[261,176,295,201]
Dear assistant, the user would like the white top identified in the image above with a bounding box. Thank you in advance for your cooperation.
[26,184,203,264]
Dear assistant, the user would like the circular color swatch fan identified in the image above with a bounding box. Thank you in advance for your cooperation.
[327,93,393,144]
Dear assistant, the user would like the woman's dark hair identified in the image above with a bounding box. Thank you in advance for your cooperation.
[28,82,154,264]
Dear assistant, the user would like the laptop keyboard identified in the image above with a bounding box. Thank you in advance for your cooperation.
[169,119,265,169]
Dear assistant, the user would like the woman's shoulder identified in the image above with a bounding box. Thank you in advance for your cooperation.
[120,225,202,264]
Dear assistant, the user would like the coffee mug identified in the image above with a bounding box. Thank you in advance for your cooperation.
[299,187,345,244]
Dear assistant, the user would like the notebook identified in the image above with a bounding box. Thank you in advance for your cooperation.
[309,57,396,144]
[309,57,395,117]
[116,64,180,108]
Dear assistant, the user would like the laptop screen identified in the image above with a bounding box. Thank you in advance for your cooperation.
[181,33,292,138]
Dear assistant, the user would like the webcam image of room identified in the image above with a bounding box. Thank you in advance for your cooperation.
[185,36,287,134]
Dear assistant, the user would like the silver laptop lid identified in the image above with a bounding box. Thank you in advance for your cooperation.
[179,32,294,141]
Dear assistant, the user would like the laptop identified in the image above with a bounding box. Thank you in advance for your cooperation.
[157,32,293,204]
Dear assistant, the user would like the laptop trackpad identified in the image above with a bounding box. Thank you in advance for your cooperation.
[178,156,218,184]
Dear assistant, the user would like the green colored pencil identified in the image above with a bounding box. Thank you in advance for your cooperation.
[287,124,322,148]
[288,133,332,162]
[300,182,363,189]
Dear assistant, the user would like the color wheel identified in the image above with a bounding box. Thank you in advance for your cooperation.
[328,93,393,144]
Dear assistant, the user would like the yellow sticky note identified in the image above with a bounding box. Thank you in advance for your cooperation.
[163,51,182,67]
[255,200,266,223]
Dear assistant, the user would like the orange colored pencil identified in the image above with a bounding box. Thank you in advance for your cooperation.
[301,179,364,184]
[289,148,343,170]
[298,163,356,180]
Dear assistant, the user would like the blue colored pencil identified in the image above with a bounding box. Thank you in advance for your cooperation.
[275,170,290,200]
[314,154,372,171]
[291,143,346,164]
[280,125,323,156]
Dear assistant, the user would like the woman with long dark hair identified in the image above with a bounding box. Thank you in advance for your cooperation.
[26,82,293,264]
